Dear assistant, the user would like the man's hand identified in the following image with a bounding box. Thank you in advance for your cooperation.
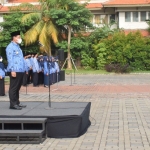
[0,76,2,79]
[11,72,16,77]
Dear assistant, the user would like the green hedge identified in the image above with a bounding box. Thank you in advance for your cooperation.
[81,31,150,72]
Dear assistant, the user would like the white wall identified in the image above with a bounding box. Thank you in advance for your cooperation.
[119,12,149,30]
[0,15,3,31]
[0,15,3,22]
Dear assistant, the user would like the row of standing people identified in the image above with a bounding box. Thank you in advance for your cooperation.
[0,56,5,96]
[23,54,60,87]
[0,54,60,96]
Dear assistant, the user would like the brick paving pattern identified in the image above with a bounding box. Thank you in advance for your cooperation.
[0,74,150,150]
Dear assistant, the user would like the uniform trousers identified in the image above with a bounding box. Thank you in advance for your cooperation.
[22,72,28,86]
[9,72,24,107]
[44,74,52,86]
[0,78,5,96]
[38,72,44,85]
[27,70,33,84]
[33,72,39,86]
[53,72,57,84]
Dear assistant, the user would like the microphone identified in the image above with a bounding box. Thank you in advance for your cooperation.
[38,41,44,47]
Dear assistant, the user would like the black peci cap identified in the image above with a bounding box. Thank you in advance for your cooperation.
[11,31,20,37]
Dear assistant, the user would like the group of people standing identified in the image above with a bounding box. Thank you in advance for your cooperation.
[0,30,61,110]
[23,54,60,87]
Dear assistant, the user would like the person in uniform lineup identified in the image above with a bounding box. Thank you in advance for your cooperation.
[38,55,44,85]
[50,57,56,84]
[51,57,56,84]
[32,54,40,87]
[54,57,60,82]
[22,55,29,86]
[44,56,53,87]
[6,31,27,110]
[25,55,32,84]
[0,56,6,96]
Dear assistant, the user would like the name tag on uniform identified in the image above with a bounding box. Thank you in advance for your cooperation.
[13,50,19,55]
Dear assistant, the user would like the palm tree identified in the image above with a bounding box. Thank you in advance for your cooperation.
[21,3,58,55]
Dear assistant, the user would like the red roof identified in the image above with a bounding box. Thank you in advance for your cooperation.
[9,0,38,3]
[0,6,9,12]
[86,3,103,9]
[0,2,103,13]
[104,0,150,5]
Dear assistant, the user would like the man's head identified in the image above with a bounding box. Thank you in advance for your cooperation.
[11,31,22,44]
[0,56,3,62]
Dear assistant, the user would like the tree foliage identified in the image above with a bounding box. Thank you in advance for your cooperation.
[83,31,150,71]
[21,1,59,55]
[0,11,41,62]
[50,0,92,69]
[0,12,25,48]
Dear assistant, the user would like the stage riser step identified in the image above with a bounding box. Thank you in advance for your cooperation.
[0,118,47,144]
[0,123,44,130]
[0,118,47,130]
[0,130,46,144]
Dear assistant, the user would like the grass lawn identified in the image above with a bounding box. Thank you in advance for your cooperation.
[3,69,150,85]
[132,70,150,73]
[64,69,150,74]
[64,69,112,74]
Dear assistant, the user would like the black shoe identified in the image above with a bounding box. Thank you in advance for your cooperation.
[10,105,22,110]
[18,104,26,108]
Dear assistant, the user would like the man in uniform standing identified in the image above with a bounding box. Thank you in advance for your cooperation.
[6,31,27,110]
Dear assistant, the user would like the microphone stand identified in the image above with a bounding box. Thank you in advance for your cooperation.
[48,58,51,107]
[45,56,54,109]
[38,42,54,109]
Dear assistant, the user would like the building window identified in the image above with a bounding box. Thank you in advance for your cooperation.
[94,15,101,24]
[148,12,150,20]
[125,12,131,22]
[90,16,93,24]
[140,12,146,21]
[109,14,115,23]
[133,12,139,22]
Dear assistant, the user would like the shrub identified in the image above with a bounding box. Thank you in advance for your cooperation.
[105,63,130,73]
[99,31,150,71]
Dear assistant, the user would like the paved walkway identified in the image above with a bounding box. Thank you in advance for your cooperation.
[1,74,150,150]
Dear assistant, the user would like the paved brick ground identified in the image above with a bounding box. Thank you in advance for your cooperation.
[1,74,150,150]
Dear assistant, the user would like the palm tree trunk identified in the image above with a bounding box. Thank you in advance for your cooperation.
[67,25,72,70]
[48,46,51,57]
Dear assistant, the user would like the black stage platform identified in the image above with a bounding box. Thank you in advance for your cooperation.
[0,101,91,138]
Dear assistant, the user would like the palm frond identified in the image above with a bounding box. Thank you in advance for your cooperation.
[34,20,45,34]
[39,24,51,55]
[46,21,58,44]
[24,21,44,46]
[22,13,41,24]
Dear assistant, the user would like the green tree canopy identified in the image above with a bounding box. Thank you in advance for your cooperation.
[49,0,93,69]
[0,11,40,59]
[0,12,25,48]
